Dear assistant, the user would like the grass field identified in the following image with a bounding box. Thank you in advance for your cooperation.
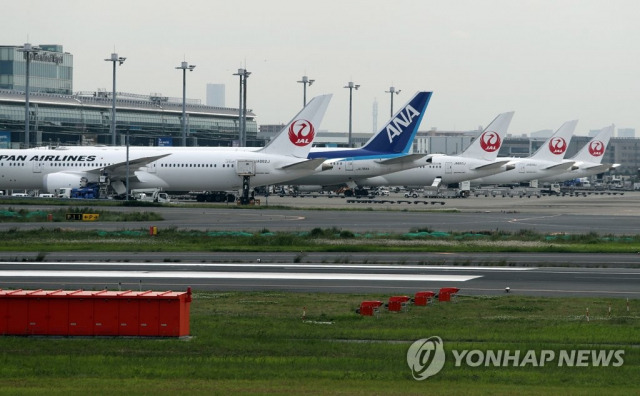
[0,292,637,395]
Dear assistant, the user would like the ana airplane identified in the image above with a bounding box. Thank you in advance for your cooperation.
[353,111,515,192]
[0,94,332,199]
[538,124,618,183]
[282,91,433,193]
[471,119,578,185]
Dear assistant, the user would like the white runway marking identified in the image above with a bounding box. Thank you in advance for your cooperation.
[0,262,535,271]
[0,270,481,282]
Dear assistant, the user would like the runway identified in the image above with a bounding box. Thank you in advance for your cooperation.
[0,262,638,298]
[0,193,639,298]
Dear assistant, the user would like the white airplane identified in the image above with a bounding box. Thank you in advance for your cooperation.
[539,124,618,183]
[471,119,578,185]
[284,91,433,192]
[354,111,515,190]
[0,94,332,197]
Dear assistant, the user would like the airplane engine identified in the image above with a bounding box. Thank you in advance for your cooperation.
[42,172,95,193]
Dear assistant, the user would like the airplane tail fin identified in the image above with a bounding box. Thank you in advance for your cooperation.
[359,91,432,155]
[569,124,614,163]
[529,120,578,161]
[460,111,514,161]
[259,94,332,158]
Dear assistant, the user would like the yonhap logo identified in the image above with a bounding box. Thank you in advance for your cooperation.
[406,336,446,380]
[407,336,625,380]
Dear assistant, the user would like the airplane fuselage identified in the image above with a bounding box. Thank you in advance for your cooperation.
[0,146,320,193]
[472,158,572,185]
[356,155,507,188]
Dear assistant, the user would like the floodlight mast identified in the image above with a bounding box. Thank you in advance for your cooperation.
[297,75,315,106]
[18,43,41,148]
[176,61,196,146]
[104,53,126,146]
[344,81,360,147]
[385,86,401,117]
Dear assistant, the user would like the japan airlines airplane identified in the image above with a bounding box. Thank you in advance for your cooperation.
[282,91,432,191]
[353,111,515,189]
[539,124,618,183]
[0,94,332,196]
[471,119,578,185]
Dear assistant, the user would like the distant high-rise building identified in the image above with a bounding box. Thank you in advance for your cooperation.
[617,128,635,138]
[206,84,225,107]
[0,44,73,94]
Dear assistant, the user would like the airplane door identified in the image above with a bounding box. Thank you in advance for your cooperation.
[445,162,453,174]
[346,161,354,172]
[32,161,43,173]
[147,162,157,173]
[518,163,525,173]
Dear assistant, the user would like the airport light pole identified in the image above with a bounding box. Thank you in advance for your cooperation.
[233,68,251,146]
[104,53,126,146]
[385,86,401,117]
[344,81,360,147]
[297,75,314,106]
[242,68,250,146]
[176,61,196,146]
[18,43,40,148]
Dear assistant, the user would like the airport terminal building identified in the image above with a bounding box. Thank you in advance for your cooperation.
[0,44,258,148]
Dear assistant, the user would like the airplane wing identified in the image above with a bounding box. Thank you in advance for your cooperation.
[93,153,172,177]
[375,153,427,166]
[584,163,620,172]
[472,160,512,171]
[279,158,328,171]
[544,161,575,171]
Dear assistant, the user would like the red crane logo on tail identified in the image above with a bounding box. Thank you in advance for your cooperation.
[549,137,567,155]
[588,140,605,157]
[479,131,500,152]
[288,119,315,147]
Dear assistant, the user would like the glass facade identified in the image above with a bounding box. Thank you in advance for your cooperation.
[0,90,259,148]
[0,45,73,94]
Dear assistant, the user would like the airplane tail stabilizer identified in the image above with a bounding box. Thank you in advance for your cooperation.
[260,94,332,158]
[460,111,514,161]
[530,120,578,162]
[360,91,432,154]
[570,124,614,163]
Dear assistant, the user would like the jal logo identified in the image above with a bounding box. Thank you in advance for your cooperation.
[549,137,567,155]
[407,336,446,380]
[588,140,605,157]
[288,119,315,147]
[479,131,501,152]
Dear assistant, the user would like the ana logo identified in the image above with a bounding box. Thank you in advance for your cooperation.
[549,137,567,155]
[588,140,605,157]
[479,131,501,152]
[386,104,420,143]
[407,336,446,380]
[288,119,315,147]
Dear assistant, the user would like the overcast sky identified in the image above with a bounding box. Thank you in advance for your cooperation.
[7,1,640,136]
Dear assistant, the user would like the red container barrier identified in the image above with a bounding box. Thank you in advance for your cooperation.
[118,296,140,336]
[139,298,160,336]
[438,287,460,302]
[0,288,191,337]
[388,296,410,312]
[358,301,383,316]
[414,291,436,306]
[68,294,94,335]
